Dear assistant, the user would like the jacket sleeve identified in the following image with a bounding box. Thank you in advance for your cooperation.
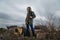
[32,12,36,19]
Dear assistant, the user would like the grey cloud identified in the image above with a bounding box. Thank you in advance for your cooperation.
[0,0,60,28]
[0,12,25,23]
[0,13,25,28]
[0,13,12,20]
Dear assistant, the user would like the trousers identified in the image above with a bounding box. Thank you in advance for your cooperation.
[25,24,35,36]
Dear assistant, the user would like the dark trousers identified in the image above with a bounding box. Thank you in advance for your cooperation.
[24,24,35,36]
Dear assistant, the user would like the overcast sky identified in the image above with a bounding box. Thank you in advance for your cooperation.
[0,0,60,28]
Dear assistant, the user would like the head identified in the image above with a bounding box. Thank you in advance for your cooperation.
[27,7,32,13]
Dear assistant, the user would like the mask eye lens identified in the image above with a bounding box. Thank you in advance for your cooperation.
[15,29,18,32]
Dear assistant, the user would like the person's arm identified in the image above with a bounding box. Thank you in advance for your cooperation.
[32,12,36,19]
[25,14,28,24]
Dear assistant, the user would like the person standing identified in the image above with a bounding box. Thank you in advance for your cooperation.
[25,7,36,37]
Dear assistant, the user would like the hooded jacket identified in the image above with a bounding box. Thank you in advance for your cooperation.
[25,11,36,24]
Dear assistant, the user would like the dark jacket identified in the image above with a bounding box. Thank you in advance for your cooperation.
[25,11,36,24]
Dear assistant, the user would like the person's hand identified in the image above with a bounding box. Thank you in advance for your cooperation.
[30,16,32,18]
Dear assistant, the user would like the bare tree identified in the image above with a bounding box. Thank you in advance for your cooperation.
[46,13,56,31]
